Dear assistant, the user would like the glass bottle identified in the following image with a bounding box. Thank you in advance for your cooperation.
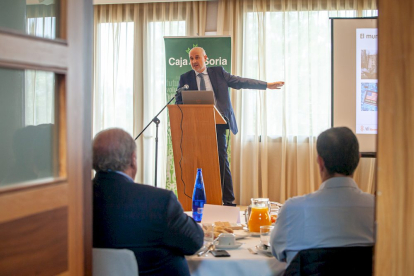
[192,168,206,222]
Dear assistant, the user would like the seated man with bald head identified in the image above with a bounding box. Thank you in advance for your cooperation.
[92,128,203,276]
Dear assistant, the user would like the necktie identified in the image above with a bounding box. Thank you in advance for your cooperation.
[198,74,206,91]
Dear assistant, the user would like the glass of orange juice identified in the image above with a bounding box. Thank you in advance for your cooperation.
[248,198,271,233]
[270,212,278,224]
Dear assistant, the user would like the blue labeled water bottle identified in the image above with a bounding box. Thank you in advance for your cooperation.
[192,168,206,222]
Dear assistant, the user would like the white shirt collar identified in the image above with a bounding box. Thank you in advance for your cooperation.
[319,176,358,190]
[194,67,208,76]
[109,170,135,183]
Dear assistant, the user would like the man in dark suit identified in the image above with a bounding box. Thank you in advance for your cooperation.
[176,47,284,206]
[93,128,204,276]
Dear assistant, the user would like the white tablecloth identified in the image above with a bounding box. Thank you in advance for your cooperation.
[186,233,286,276]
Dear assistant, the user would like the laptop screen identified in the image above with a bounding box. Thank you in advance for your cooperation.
[181,90,215,105]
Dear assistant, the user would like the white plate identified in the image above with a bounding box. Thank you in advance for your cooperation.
[233,230,249,240]
[255,244,272,255]
[214,242,243,249]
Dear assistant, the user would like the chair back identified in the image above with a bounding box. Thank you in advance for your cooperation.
[284,246,373,276]
[93,248,138,276]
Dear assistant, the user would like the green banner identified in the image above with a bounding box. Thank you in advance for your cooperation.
[164,36,232,194]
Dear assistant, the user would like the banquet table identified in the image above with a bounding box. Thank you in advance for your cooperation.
[186,227,286,276]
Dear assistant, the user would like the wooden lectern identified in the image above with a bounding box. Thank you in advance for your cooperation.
[168,105,226,211]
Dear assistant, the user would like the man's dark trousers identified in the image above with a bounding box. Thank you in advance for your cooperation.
[216,124,234,205]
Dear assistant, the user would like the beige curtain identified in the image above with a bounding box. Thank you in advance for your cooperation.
[217,0,377,205]
[93,2,206,188]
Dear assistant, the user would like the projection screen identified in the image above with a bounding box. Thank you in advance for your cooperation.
[331,18,378,154]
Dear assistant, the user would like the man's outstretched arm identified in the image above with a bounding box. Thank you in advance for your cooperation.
[221,67,284,90]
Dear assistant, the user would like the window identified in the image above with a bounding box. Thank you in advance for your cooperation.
[94,22,134,136]
[93,18,185,188]
[144,21,185,187]
[242,10,377,138]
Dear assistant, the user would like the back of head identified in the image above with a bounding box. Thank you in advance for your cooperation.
[92,128,136,172]
[316,127,359,176]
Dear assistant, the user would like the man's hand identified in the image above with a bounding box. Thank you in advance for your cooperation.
[267,81,285,89]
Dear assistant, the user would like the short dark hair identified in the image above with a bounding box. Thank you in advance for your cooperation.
[316,127,360,176]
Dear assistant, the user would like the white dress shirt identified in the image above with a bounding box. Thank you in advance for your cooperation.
[195,68,214,92]
[270,177,375,265]
[195,68,217,105]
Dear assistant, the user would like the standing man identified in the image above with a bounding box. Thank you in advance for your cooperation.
[176,47,284,206]
[93,128,204,276]
[270,127,375,266]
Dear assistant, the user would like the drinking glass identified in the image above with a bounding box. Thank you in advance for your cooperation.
[202,223,215,245]
[260,225,274,246]
[270,211,278,224]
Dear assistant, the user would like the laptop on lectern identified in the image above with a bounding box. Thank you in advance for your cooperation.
[181,90,215,105]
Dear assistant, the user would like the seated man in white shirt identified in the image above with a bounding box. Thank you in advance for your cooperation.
[270,127,375,265]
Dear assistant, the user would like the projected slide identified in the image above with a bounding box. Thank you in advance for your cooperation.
[332,18,377,152]
[356,29,378,134]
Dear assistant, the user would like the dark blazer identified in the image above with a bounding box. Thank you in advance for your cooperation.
[93,171,204,276]
[177,66,267,134]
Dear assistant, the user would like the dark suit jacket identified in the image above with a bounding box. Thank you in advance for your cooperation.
[93,171,204,276]
[177,66,267,134]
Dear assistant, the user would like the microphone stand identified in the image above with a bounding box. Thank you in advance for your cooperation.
[135,91,180,187]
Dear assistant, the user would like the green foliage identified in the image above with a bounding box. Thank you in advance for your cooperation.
[185,44,199,54]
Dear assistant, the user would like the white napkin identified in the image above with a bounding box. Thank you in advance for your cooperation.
[201,204,240,223]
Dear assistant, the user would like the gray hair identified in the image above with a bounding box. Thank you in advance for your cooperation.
[190,46,206,56]
[92,128,136,172]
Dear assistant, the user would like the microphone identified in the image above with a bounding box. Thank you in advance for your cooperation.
[176,84,189,92]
